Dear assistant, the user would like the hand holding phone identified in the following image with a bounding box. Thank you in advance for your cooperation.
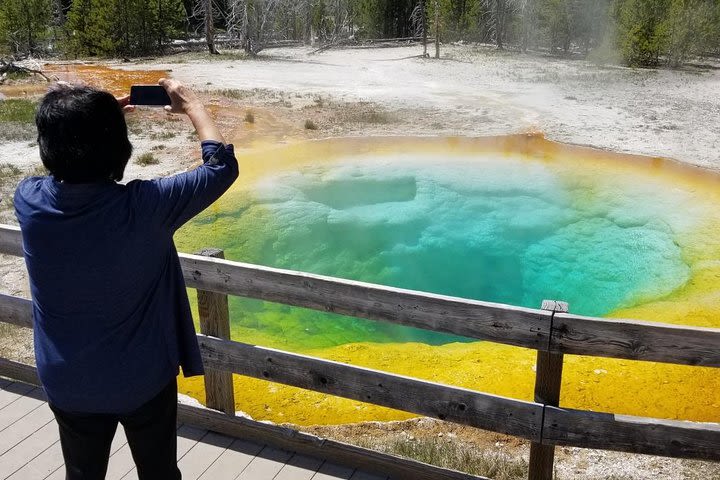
[128,79,225,143]
[130,85,172,107]
[158,78,203,115]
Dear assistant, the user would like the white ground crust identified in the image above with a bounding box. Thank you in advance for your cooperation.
[133,45,720,172]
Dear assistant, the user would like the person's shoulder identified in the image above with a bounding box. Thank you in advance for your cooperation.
[17,176,45,190]
[12,177,48,219]
[124,178,166,208]
[125,178,162,193]
[125,179,144,190]
[14,176,46,201]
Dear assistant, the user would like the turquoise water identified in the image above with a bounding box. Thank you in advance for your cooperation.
[181,152,692,350]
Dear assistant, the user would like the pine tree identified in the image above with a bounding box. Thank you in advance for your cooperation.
[616,0,670,66]
[66,0,109,55]
[662,0,716,67]
[66,0,185,56]
[0,0,51,54]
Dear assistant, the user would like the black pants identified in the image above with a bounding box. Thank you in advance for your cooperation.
[50,379,181,480]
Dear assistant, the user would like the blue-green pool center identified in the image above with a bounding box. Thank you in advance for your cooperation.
[177,145,698,351]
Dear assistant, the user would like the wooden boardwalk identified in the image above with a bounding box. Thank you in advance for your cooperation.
[0,379,389,480]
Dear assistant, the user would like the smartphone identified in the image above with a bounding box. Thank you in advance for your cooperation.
[130,85,171,107]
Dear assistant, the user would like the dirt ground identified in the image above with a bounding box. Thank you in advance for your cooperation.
[305,417,717,480]
[1,44,720,479]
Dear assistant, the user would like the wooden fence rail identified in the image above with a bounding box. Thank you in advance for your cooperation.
[550,312,720,366]
[3,224,719,366]
[198,334,542,440]
[1,224,719,479]
[544,406,720,461]
[180,251,552,350]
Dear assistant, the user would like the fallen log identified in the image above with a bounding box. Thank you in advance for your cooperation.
[310,36,436,54]
[0,59,50,84]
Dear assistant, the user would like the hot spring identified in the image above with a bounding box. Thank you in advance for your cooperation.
[175,134,720,426]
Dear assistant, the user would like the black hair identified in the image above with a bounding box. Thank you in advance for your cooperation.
[36,84,132,183]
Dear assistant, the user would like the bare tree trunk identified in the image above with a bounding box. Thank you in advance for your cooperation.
[434,0,440,59]
[158,0,164,52]
[51,0,64,47]
[334,0,341,37]
[304,0,312,44]
[421,0,427,57]
[496,0,504,50]
[520,0,531,53]
[205,0,218,54]
[243,2,250,52]
[182,0,193,19]
[121,0,130,55]
[22,0,33,54]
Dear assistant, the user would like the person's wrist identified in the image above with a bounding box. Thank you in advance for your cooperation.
[185,102,207,119]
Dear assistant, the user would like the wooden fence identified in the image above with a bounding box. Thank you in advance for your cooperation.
[0,224,718,480]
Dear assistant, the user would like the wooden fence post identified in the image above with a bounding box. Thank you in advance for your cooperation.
[528,300,568,480]
[196,248,235,415]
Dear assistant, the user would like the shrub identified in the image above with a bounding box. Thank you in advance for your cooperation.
[0,163,22,177]
[616,0,669,67]
[135,153,159,166]
[363,437,527,480]
[0,123,35,142]
[304,120,318,130]
[150,131,176,140]
[5,70,30,81]
[244,111,255,123]
[0,162,23,188]
[359,110,392,124]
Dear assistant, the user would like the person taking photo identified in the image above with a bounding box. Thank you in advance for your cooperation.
[14,78,238,480]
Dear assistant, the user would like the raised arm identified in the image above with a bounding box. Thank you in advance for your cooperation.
[160,78,225,144]
[130,80,239,232]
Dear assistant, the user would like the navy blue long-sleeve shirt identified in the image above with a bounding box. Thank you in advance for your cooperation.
[14,141,239,414]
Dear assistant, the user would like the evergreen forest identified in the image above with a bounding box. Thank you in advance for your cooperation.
[0,0,718,67]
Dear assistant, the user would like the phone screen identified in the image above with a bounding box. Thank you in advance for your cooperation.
[130,85,172,106]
